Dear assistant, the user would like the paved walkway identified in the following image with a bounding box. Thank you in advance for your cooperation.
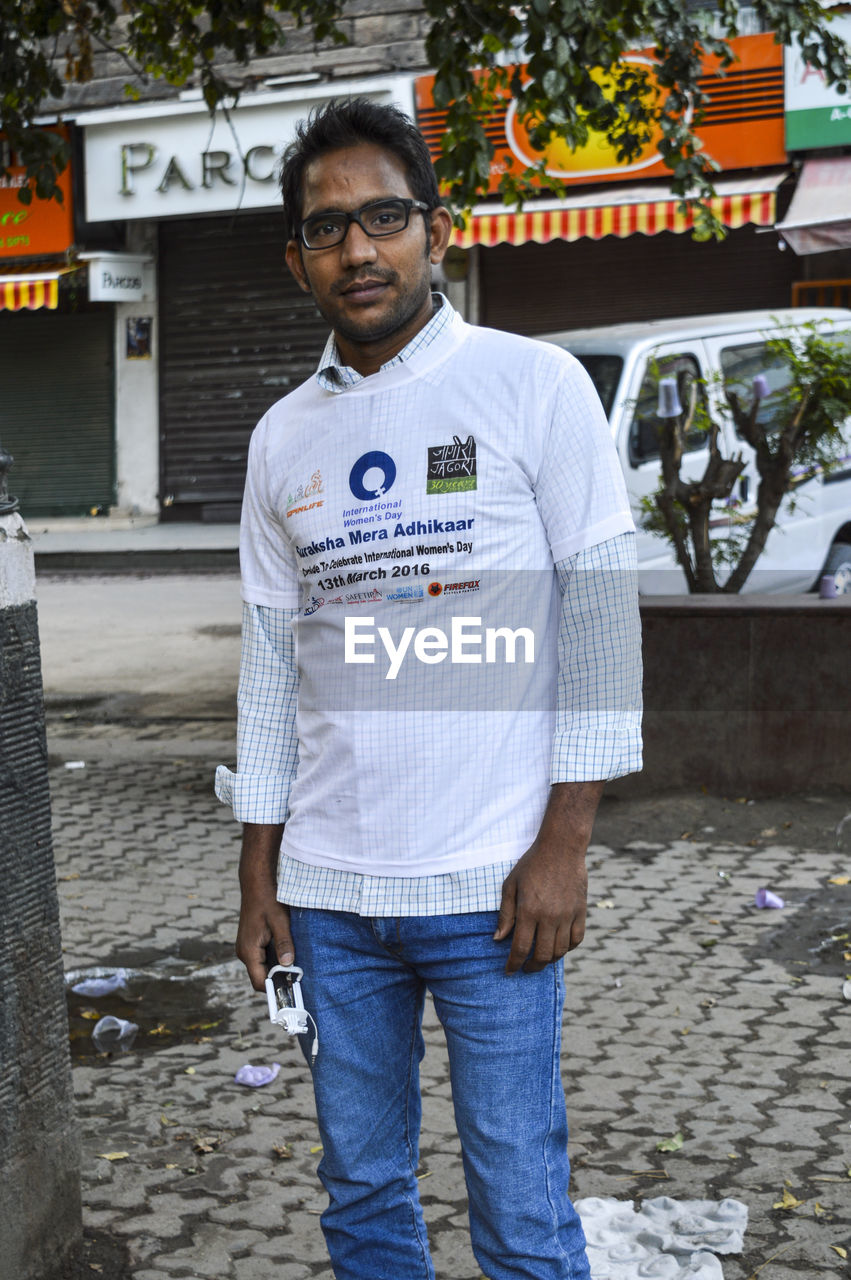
[38,572,851,1279]
[48,716,851,1280]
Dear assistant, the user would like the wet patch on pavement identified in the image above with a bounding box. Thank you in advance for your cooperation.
[66,940,239,1062]
[742,880,850,979]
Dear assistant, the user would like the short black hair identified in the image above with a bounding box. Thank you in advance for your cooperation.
[280,97,442,242]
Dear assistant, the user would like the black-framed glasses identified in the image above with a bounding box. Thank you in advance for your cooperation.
[299,198,429,250]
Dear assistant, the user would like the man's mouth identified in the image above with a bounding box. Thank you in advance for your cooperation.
[338,276,393,300]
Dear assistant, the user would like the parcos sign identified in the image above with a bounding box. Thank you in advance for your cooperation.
[81,79,413,222]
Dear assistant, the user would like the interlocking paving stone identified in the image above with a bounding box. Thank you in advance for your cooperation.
[48,719,851,1277]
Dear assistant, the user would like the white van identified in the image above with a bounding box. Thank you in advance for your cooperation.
[542,309,851,593]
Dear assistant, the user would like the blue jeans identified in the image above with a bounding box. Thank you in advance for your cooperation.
[288,908,590,1280]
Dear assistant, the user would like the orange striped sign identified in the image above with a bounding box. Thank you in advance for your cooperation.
[453,189,776,249]
[0,276,60,311]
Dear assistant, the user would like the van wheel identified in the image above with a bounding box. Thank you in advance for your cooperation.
[824,542,851,594]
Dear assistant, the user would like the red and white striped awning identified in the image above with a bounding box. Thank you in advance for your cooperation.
[0,270,67,312]
[452,172,786,249]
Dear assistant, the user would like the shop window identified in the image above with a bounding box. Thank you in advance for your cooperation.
[791,279,851,309]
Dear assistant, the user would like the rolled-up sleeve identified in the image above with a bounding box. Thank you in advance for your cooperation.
[551,531,643,782]
[215,601,300,822]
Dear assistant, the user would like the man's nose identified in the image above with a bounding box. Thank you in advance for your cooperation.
[339,219,378,267]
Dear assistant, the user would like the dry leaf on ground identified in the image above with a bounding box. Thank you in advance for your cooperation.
[772,1187,805,1210]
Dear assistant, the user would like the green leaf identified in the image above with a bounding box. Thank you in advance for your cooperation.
[542,68,567,98]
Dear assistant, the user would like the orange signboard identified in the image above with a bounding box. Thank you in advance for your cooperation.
[0,128,74,259]
[415,33,785,191]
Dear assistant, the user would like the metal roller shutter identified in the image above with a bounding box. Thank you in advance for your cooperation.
[159,212,329,522]
[479,225,798,335]
[0,310,113,517]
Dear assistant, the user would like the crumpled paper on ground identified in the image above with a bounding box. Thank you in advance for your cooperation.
[577,1195,748,1279]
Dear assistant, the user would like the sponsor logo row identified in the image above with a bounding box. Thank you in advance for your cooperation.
[302,579,481,613]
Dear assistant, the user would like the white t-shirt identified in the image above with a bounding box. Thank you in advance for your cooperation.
[240,308,633,876]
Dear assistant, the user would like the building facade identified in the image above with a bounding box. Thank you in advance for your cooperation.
[2,2,431,520]
[2,7,849,520]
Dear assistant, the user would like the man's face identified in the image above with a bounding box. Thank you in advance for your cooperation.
[285,142,451,359]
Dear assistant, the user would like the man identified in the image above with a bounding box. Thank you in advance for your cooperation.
[217,97,642,1280]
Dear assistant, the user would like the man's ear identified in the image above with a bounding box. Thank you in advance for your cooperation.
[428,206,454,267]
[285,239,312,293]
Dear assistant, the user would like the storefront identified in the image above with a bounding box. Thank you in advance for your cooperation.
[416,33,797,334]
[777,12,851,306]
[0,131,115,518]
[79,76,413,521]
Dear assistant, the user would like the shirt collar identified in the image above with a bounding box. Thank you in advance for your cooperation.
[316,293,453,393]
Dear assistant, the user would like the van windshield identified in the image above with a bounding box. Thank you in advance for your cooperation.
[574,354,624,418]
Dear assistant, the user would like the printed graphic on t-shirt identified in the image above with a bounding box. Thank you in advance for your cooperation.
[349,451,397,501]
[427,435,477,494]
[294,513,476,594]
[432,579,480,596]
[289,440,476,593]
[286,469,323,518]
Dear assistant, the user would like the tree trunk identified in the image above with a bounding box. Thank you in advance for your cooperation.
[723,472,788,593]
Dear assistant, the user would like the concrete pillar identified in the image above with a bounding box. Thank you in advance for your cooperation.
[0,506,81,1279]
[113,219,160,517]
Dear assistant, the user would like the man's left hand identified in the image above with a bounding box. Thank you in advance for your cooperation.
[494,780,603,974]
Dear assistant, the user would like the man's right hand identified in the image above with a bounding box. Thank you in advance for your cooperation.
[235,822,292,992]
[236,891,294,992]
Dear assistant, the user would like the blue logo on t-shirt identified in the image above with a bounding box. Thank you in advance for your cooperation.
[349,450,397,501]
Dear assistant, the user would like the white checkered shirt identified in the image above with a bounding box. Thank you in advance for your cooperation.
[215,295,643,913]
[217,537,642,915]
